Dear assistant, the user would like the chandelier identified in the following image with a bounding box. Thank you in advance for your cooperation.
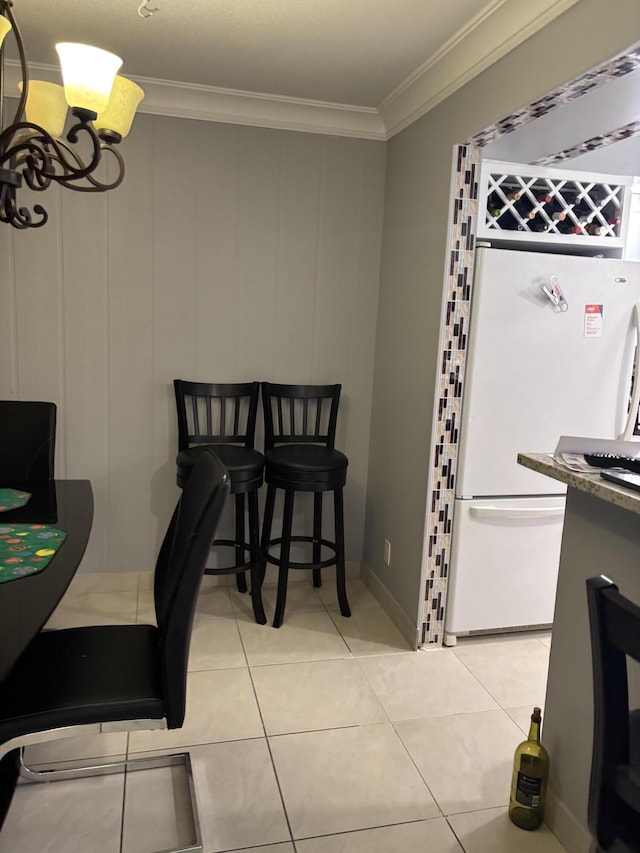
[0,0,144,229]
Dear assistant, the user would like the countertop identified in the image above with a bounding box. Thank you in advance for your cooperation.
[518,452,640,516]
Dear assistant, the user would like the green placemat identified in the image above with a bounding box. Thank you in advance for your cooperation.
[0,489,31,512]
[0,524,67,584]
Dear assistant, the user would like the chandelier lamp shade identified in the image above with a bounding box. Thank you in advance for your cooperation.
[0,1,144,229]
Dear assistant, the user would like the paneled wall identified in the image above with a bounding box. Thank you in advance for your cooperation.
[0,114,386,574]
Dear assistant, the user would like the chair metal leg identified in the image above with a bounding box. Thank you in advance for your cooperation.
[273,489,294,629]
[234,493,248,593]
[334,487,350,618]
[312,492,322,588]
[250,489,267,624]
[17,747,203,853]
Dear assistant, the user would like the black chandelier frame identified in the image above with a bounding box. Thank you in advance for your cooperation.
[0,0,124,229]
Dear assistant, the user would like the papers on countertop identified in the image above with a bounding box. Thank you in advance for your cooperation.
[555,453,601,473]
[553,435,640,473]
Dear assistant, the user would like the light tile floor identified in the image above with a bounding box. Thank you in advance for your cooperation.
[0,574,565,853]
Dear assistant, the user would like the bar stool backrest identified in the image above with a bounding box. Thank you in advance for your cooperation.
[587,575,640,852]
[261,383,341,452]
[174,380,259,452]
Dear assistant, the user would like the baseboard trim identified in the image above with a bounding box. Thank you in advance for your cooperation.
[360,562,420,650]
[545,787,592,853]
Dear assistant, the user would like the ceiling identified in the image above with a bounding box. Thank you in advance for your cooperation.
[5,0,583,138]
[12,0,492,106]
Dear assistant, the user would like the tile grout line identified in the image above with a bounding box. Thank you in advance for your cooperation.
[451,639,550,711]
[241,618,297,849]
[119,756,129,853]
[449,647,518,711]
[386,715,446,820]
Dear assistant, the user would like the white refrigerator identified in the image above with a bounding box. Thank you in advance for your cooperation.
[444,246,640,644]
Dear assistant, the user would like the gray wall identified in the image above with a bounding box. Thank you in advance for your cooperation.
[363,0,640,629]
[569,134,640,175]
[483,68,640,169]
[0,115,386,574]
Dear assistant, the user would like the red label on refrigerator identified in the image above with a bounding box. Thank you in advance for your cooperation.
[584,304,603,338]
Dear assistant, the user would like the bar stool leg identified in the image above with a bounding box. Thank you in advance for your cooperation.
[249,489,266,625]
[312,492,322,588]
[255,485,275,625]
[259,484,276,583]
[334,487,350,618]
[234,493,248,594]
[273,489,294,629]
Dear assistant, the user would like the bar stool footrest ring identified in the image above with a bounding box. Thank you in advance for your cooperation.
[204,538,258,575]
[265,535,337,571]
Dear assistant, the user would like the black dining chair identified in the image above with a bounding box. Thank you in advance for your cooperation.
[0,448,230,852]
[0,400,56,483]
[258,382,351,628]
[586,575,640,853]
[174,380,264,605]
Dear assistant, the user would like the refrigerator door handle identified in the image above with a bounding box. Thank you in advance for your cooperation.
[469,506,565,519]
[618,303,640,442]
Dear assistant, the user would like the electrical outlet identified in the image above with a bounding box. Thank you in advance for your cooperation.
[383,539,391,566]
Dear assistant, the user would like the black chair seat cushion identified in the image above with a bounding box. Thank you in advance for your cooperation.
[265,445,348,489]
[176,445,264,489]
[0,624,165,745]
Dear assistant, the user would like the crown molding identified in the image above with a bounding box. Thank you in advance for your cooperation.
[5,1,580,142]
[4,61,386,141]
[379,0,582,137]
[136,76,387,140]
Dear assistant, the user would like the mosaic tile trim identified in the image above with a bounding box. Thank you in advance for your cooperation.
[468,44,640,148]
[420,45,640,646]
[534,120,640,166]
[421,143,479,646]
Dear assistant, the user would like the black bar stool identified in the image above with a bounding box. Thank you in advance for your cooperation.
[173,380,264,597]
[587,575,640,852]
[257,382,351,628]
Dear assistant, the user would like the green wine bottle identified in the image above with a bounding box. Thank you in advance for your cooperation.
[508,707,550,830]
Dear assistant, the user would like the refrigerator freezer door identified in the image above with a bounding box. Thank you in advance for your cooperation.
[456,248,640,498]
[445,496,565,638]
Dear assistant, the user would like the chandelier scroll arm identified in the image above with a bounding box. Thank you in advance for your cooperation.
[0,115,123,190]
[0,174,47,228]
[44,135,125,193]
[0,0,143,228]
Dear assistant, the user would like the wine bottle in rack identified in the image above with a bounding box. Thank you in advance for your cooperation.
[528,214,549,233]
[608,216,621,234]
[514,198,535,222]
[509,707,550,831]
[548,198,567,217]
[535,192,552,204]
[486,191,505,220]
[555,218,576,235]
[545,212,571,234]
[480,169,627,245]
[572,199,592,217]
[496,210,526,231]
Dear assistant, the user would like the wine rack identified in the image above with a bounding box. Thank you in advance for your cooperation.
[477,160,632,255]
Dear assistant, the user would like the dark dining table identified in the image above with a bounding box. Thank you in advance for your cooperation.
[0,479,94,682]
